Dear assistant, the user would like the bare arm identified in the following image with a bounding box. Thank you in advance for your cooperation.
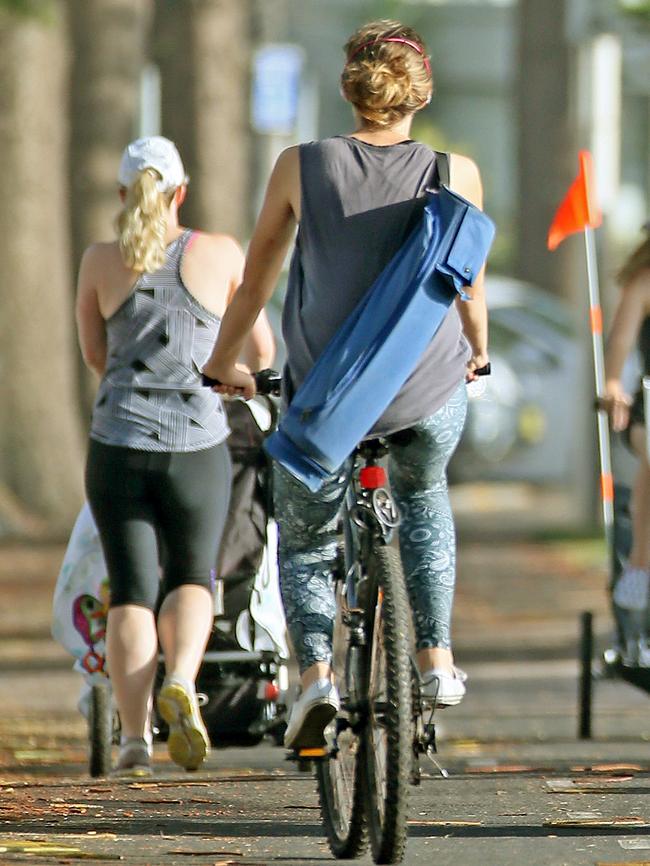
[219,238,277,373]
[240,307,276,372]
[75,246,107,377]
[603,275,649,430]
[449,153,489,379]
[203,147,299,397]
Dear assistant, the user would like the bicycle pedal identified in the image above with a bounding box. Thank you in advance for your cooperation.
[285,746,329,770]
[298,746,328,758]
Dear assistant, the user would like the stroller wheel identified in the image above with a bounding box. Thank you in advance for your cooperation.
[88,682,113,777]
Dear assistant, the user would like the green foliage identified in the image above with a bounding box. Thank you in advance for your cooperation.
[618,0,650,23]
[0,0,55,20]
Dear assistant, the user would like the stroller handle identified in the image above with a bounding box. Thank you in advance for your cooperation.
[201,368,282,397]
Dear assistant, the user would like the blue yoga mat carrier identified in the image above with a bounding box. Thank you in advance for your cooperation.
[264,185,496,491]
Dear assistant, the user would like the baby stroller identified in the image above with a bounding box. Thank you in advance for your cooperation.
[153,395,289,748]
[52,391,289,776]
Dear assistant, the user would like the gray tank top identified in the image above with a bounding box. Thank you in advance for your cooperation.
[90,230,229,452]
[282,136,470,436]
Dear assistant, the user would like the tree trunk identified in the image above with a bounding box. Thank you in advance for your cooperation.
[515,0,579,298]
[152,0,252,239]
[0,2,85,536]
[66,0,150,412]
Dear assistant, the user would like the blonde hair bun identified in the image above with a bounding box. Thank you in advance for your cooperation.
[341,20,432,128]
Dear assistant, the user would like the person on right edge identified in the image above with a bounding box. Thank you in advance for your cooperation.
[603,222,650,665]
[202,20,489,749]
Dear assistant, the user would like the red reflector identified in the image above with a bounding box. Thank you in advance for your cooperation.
[265,682,280,701]
[359,466,386,489]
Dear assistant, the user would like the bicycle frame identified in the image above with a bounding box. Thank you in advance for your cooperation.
[334,441,401,725]
[338,440,446,780]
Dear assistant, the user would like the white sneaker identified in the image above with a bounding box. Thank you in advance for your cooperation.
[613,568,649,611]
[284,679,340,750]
[421,667,467,707]
[113,737,153,778]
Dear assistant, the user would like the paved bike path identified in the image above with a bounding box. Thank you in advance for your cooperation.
[0,532,649,865]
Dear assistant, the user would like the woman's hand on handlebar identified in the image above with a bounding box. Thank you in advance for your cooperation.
[466,352,490,382]
[600,382,631,432]
[202,363,257,399]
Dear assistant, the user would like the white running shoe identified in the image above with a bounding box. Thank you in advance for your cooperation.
[613,567,649,611]
[284,678,340,750]
[113,736,153,778]
[421,667,467,707]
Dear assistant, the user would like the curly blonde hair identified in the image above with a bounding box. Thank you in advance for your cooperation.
[116,168,176,273]
[618,231,650,287]
[341,20,433,129]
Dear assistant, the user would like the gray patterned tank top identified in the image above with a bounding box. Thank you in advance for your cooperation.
[90,230,229,452]
[282,137,470,437]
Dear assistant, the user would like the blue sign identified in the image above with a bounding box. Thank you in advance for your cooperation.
[252,44,304,135]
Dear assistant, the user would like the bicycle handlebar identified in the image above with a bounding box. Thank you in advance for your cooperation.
[202,363,488,399]
[201,368,282,396]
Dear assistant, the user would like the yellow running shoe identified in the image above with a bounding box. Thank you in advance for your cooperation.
[157,676,210,771]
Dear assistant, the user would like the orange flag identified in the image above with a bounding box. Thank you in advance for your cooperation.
[547,150,602,250]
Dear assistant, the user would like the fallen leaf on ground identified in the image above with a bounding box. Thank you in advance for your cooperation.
[544,817,648,827]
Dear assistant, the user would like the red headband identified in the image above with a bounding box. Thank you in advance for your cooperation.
[347,37,431,76]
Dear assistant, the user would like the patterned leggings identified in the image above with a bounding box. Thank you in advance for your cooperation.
[274,384,468,673]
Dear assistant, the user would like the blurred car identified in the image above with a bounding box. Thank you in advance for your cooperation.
[449,275,582,484]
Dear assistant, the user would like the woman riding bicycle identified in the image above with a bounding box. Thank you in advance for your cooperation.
[203,20,489,750]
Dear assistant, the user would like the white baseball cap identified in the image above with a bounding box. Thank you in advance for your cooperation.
[118,136,187,191]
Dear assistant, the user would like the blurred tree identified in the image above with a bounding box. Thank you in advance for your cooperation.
[152,0,252,239]
[0,0,85,536]
[515,0,579,298]
[66,0,150,411]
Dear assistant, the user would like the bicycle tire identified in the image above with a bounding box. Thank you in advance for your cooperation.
[89,682,112,777]
[362,543,413,864]
[316,579,368,859]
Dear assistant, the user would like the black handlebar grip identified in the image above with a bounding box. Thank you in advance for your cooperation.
[201,372,220,387]
[201,369,282,396]
[254,369,282,396]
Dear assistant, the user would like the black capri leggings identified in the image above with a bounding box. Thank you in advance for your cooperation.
[85,439,232,609]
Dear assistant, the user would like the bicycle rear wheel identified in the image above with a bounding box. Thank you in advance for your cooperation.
[362,543,413,864]
[316,579,368,859]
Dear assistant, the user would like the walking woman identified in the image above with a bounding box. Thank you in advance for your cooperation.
[603,223,650,664]
[76,136,274,774]
[203,20,489,748]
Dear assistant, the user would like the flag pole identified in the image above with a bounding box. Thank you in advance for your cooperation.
[583,225,614,550]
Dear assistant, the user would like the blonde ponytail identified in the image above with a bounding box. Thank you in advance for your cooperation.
[116,168,174,273]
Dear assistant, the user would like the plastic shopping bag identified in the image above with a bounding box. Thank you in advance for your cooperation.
[52,502,110,684]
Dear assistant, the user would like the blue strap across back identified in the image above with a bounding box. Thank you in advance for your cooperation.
[264,185,496,491]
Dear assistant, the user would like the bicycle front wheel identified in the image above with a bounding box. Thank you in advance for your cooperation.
[88,681,113,777]
[362,543,413,864]
[316,579,368,858]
